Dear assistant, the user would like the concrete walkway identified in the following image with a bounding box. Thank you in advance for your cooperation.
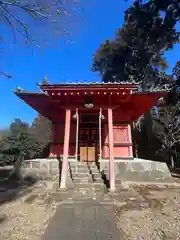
[42,202,126,240]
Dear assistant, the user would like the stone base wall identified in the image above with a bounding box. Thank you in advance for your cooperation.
[20,159,60,180]
[20,158,173,185]
[99,158,173,182]
[20,159,74,188]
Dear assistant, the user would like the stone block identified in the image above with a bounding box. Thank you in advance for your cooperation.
[19,168,28,178]
[23,168,40,179]
[19,158,60,180]
[49,161,59,169]
[49,168,59,175]
[40,161,49,170]
[31,160,40,168]
[113,159,173,183]
[39,170,51,180]
[100,162,109,171]
[22,160,31,168]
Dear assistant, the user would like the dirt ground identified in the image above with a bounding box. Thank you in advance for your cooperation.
[114,184,180,240]
[0,179,180,240]
[0,181,58,240]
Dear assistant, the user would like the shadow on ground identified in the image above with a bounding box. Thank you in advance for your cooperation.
[170,168,180,179]
[0,167,37,206]
[0,215,6,225]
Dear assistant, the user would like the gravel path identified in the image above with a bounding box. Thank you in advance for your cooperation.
[43,203,125,240]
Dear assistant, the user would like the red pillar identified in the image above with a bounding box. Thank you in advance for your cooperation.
[60,109,71,188]
[128,124,133,157]
[108,108,115,191]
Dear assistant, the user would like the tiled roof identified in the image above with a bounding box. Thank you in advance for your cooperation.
[13,82,172,94]
[136,84,172,92]
[38,81,139,86]
[38,81,172,92]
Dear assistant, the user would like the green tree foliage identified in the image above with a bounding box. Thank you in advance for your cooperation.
[165,62,180,105]
[0,116,52,180]
[173,61,180,81]
[0,116,51,166]
[92,0,179,88]
[92,0,180,162]
[0,119,36,165]
[0,128,9,140]
[30,115,52,157]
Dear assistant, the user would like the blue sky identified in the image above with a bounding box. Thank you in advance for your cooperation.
[0,0,179,128]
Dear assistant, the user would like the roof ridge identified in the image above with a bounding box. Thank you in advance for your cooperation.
[38,81,139,86]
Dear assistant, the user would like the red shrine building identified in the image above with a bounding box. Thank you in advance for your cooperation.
[14,82,167,190]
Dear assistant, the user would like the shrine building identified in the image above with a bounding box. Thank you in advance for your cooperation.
[14,82,167,190]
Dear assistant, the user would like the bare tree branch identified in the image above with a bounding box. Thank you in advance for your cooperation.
[153,100,180,151]
[0,0,83,48]
[1,4,29,39]
[2,12,16,42]
[0,0,85,77]
[0,71,12,78]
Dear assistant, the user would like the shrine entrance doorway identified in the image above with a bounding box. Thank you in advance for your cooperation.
[79,113,100,162]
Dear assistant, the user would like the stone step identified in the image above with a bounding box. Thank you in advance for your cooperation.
[69,162,94,166]
[71,171,101,177]
[72,182,106,189]
[70,165,101,172]
[70,161,98,165]
[91,173,102,178]
[72,176,93,181]
[88,169,101,174]
[92,178,104,183]
[71,172,103,179]
[72,177,104,184]
[69,165,89,169]
[72,178,104,183]
[69,162,99,168]
[53,181,107,192]
[101,169,109,173]
[70,172,92,178]
[70,167,100,174]
[72,178,94,183]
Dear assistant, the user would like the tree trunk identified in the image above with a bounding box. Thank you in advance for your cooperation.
[170,155,175,169]
[8,154,23,180]
[132,122,138,158]
[144,111,155,160]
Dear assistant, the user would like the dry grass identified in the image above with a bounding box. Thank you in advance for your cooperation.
[0,181,57,240]
[1,180,180,240]
[115,185,180,240]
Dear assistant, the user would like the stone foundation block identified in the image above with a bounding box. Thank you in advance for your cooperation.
[20,159,59,180]
[99,158,173,182]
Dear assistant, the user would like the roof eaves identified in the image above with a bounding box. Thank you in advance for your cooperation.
[13,89,47,96]
[39,81,139,89]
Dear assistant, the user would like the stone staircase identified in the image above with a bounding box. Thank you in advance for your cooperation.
[68,161,108,190]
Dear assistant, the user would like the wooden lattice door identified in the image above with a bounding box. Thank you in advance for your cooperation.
[79,115,99,162]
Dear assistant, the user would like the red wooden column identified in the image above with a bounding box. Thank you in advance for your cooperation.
[60,109,71,188]
[108,108,115,191]
[128,124,133,157]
